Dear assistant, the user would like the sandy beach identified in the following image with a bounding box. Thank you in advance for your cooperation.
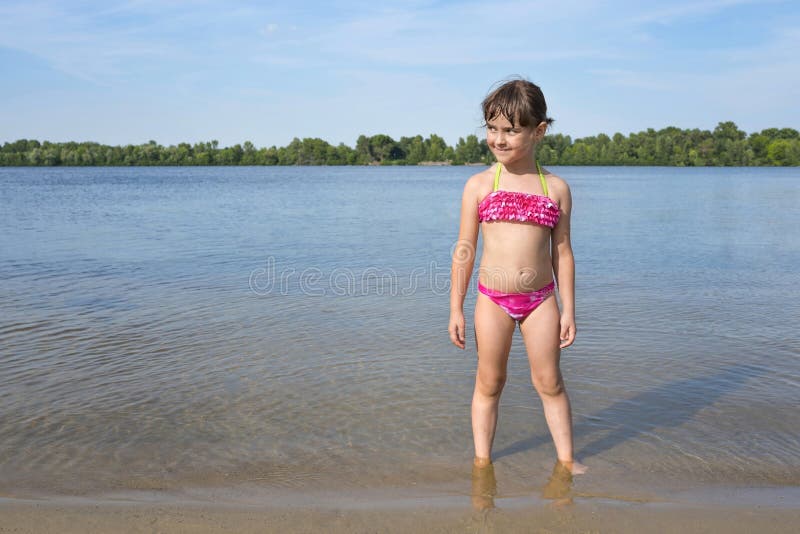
[2,490,800,533]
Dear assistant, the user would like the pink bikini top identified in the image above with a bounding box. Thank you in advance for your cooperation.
[478,162,560,228]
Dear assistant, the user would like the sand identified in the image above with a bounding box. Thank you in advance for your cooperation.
[2,491,799,533]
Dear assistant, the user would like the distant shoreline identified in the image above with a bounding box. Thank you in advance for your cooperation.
[1,162,798,168]
[1,161,799,167]
[2,122,799,166]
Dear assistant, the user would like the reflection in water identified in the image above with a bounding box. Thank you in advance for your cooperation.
[541,461,574,505]
[470,460,574,511]
[471,463,497,511]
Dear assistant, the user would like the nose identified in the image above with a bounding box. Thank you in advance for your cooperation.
[494,131,506,146]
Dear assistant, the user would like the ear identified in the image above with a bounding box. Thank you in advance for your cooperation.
[534,121,548,140]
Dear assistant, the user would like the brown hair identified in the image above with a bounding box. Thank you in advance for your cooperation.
[482,78,554,129]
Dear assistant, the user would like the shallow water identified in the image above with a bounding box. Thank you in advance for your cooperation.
[1,165,799,503]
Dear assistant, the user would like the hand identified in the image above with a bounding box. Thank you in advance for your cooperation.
[449,310,466,349]
[559,314,576,349]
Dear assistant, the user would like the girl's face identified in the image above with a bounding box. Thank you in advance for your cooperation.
[486,114,546,165]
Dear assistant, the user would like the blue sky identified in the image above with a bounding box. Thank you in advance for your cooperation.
[1,0,798,148]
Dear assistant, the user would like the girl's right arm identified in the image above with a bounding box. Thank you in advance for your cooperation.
[449,177,480,349]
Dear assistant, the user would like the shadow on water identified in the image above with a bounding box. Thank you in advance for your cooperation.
[493,363,767,461]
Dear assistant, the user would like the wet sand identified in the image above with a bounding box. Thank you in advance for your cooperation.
[2,482,800,534]
[2,495,799,533]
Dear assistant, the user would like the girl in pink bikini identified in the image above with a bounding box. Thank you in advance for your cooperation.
[449,79,586,475]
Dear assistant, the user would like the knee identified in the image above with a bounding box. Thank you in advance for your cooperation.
[476,372,506,398]
[532,372,564,398]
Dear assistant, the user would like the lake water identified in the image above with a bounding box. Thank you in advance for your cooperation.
[1,165,799,505]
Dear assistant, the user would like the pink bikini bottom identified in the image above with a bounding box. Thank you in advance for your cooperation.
[478,281,556,321]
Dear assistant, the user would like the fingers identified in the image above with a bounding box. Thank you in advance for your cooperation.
[450,330,465,349]
[559,322,576,349]
[455,323,466,349]
[449,321,466,349]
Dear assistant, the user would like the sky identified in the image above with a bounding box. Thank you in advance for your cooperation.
[1,0,798,148]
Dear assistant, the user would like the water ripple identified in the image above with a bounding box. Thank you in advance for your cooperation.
[1,166,799,497]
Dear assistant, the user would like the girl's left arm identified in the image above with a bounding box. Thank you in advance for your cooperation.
[552,181,576,348]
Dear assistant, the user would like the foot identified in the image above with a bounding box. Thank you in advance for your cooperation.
[471,462,497,511]
[542,463,572,501]
[557,459,588,475]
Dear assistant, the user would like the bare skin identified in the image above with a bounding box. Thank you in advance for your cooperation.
[541,459,575,505]
[470,462,497,511]
[449,114,586,475]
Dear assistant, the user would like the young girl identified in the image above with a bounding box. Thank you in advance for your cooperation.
[449,79,586,475]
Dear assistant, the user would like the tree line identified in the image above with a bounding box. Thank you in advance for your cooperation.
[1,122,798,167]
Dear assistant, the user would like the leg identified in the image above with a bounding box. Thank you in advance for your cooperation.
[519,295,586,473]
[471,462,497,511]
[541,460,574,504]
[472,291,516,464]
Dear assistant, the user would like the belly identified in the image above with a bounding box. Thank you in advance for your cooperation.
[478,222,554,293]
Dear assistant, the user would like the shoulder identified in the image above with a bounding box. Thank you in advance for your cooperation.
[541,168,571,205]
[463,165,496,201]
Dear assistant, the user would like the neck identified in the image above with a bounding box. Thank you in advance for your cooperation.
[500,151,538,175]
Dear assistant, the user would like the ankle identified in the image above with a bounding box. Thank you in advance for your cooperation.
[473,456,492,468]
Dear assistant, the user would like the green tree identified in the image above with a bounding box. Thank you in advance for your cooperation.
[425,134,449,162]
[767,139,799,166]
[452,135,477,164]
[368,134,404,163]
[399,135,426,164]
[3,125,799,167]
